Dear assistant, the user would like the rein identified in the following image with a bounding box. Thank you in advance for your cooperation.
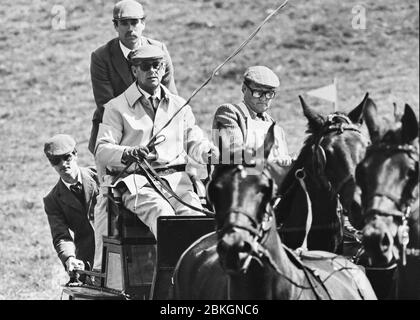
[312,114,364,195]
[134,159,215,217]
[111,0,290,185]
[361,142,420,266]
[218,165,362,298]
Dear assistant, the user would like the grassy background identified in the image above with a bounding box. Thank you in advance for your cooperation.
[0,0,418,299]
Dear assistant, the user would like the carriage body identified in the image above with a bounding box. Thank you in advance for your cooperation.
[62,185,215,300]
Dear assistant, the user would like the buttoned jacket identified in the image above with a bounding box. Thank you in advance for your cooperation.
[43,167,99,267]
[95,82,211,194]
[89,37,177,153]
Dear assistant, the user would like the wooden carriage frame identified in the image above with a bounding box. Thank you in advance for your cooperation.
[63,181,215,300]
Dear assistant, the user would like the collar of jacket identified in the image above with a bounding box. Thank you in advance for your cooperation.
[124,82,170,109]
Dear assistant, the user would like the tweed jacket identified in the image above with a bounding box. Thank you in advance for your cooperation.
[212,102,290,160]
[88,37,177,153]
[43,166,99,268]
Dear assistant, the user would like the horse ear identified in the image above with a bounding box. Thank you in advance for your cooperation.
[348,92,369,124]
[299,95,324,132]
[263,123,276,160]
[401,104,419,143]
[363,97,381,143]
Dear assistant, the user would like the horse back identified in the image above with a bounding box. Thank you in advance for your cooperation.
[173,232,228,300]
[296,250,377,300]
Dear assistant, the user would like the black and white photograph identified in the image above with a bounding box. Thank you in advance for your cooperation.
[0,0,418,303]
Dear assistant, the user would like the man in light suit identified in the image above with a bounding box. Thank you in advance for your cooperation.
[95,45,218,237]
[43,134,99,276]
[89,0,177,154]
[212,65,293,167]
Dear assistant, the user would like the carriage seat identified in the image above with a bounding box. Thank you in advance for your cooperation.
[105,169,210,242]
[106,184,155,242]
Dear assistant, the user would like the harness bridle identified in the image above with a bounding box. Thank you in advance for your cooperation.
[359,142,419,266]
[218,165,275,242]
[311,114,365,199]
[215,165,359,298]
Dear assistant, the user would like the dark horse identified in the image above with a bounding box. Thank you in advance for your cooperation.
[275,94,370,253]
[353,100,419,299]
[172,124,376,299]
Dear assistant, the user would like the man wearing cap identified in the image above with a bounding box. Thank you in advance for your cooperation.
[43,134,99,276]
[88,0,177,154]
[212,65,292,166]
[95,45,218,237]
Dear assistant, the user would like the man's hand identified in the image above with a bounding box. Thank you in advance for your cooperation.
[203,144,220,164]
[121,146,150,164]
[65,256,85,274]
[276,155,294,167]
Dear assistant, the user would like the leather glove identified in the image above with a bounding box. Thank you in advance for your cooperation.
[121,146,150,164]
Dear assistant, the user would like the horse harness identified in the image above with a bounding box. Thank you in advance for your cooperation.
[312,114,365,198]
[361,141,420,266]
[284,115,365,246]
[219,165,360,300]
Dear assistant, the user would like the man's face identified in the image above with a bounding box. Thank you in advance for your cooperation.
[132,59,165,94]
[242,81,276,114]
[49,151,79,182]
[115,18,145,49]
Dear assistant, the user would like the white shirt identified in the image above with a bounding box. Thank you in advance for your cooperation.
[61,168,82,191]
[137,83,162,105]
[119,41,135,60]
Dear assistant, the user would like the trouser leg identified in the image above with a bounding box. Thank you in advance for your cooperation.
[122,187,175,237]
[93,194,107,271]
[168,190,204,216]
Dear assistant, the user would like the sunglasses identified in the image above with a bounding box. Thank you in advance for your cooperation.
[136,61,165,72]
[245,82,276,99]
[48,152,75,166]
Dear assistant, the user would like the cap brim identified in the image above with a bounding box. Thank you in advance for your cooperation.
[114,16,144,20]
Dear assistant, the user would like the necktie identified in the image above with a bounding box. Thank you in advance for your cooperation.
[126,54,134,81]
[149,97,157,110]
[70,182,85,206]
[256,113,265,121]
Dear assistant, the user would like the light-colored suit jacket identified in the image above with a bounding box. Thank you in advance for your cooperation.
[89,37,177,153]
[43,167,99,268]
[95,83,212,194]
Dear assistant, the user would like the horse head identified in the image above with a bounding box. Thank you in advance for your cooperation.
[207,124,278,274]
[299,93,370,212]
[355,101,419,267]
[276,94,370,253]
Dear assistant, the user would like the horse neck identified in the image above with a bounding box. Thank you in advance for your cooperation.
[280,158,338,222]
[228,221,308,299]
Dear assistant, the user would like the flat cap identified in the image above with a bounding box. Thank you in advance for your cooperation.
[243,66,280,89]
[44,134,76,158]
[113,0,144,20]
[128,44,165,64]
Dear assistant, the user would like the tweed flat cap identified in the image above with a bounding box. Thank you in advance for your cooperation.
[128,45,165,64]
[113,0,144,20]
[44,134,76,158]
[244,66,280,89]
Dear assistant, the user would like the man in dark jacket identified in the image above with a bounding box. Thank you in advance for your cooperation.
[88,0,177,154]
[43,134,99,275]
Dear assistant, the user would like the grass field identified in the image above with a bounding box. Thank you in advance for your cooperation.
[0,0,418,299]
